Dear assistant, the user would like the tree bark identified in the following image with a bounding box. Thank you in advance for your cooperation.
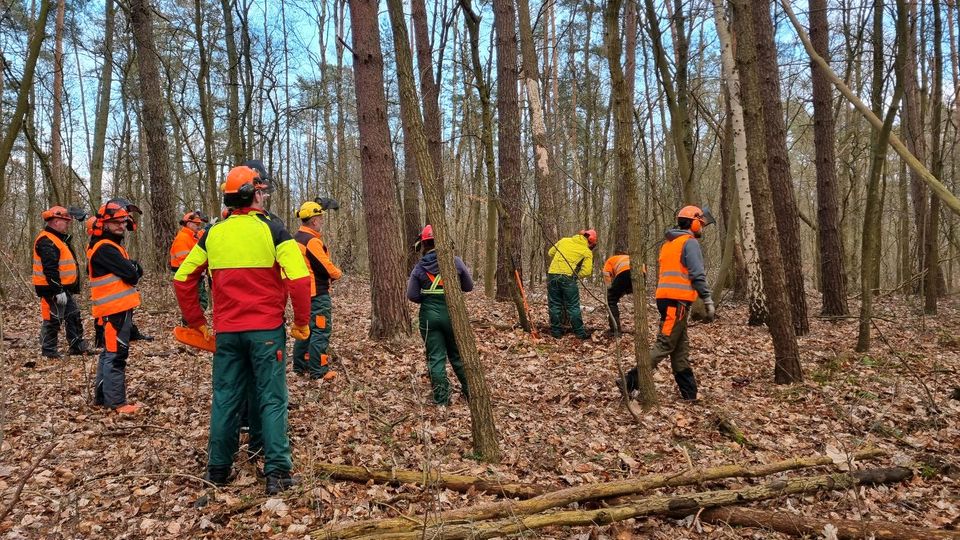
[89,0,115,207]
[50,0,66,203]
[410,0,445,200]
[700,507,960,540]
[752,0,808,335]
[924,0,946,314]
[809,0,849,316]
[712,0,766,326]
[194,0,219,216]
[731,0,803,384]
[0,0,51,205]
[605,0,657,409]
[129,0,177,270]
[348,0,413,340]
[386,0,500,462]
[220,0,244,164]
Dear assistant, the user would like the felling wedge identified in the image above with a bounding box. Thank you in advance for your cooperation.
[173,326,216,352]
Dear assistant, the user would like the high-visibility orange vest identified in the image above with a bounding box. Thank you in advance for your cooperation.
[32,230,78,287]
[88,239,141,317]
[602,255,631,285]
[169,226,198,269]
[655,235,697,302]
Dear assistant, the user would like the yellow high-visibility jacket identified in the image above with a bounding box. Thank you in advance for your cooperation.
[547,234,593,277]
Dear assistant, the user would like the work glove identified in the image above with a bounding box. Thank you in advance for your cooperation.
[132,260,144,278]
[290,324,310,341]
[195,324,212,341]
[54,292,69,307]
[703,298,715,323]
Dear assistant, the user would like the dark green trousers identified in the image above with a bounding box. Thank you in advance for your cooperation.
[419,296,468,405]
[292,294,332,378]
[208,326,291,476]
[547,274,587,338]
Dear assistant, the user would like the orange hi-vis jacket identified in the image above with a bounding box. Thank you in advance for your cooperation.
[169,226,200,269]
[602,255,631,285]
[294,226,342,296]
[656,234,698,302]
[88,239,142,318]
[32,230,78,287]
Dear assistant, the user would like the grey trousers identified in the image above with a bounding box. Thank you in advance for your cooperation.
[94,310,133,408]
[40,293,86,356]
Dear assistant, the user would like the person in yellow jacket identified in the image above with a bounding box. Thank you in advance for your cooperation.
[292,201,343,380]
[547,229,596,338]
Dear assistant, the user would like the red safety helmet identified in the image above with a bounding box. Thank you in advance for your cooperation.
[180,210,209,226]
[579,229,598,248]
[420,225,434,241]
[41,206,73,222]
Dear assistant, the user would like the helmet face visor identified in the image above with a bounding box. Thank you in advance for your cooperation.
[700,206,717,227]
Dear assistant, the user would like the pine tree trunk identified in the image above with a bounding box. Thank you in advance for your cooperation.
[731,0,803,384]
[348,0,413,340]
[809,0,849,316]
[386,0,500,462]
[129,0,177,270]
[605,0,657,409]
[751,0,808,336]
[89,0,114,207]
[711,0,766,326]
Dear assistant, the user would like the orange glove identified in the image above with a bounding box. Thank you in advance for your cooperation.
[290,324,310,341]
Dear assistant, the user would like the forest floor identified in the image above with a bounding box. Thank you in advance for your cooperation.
[0,275,958,539]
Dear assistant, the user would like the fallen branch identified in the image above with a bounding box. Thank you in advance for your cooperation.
[0,441,56,522]
[711,409,760,450]
[312,463,546,500]
[312,448,884,539]
[700,506,960,540]
[352,467,912,540]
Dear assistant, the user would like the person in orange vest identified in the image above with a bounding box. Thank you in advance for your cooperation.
[174,165,311,495]
[170,210,210,311]
[292,201,343,380]
[623,206,714,400]
[88,199,144,413]
[33,206,88,358]
[603,254,650,335]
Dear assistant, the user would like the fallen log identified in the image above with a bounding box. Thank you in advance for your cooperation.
[312,463,546,500]
[700,507,960,540]
[350,467,912,540]
[312,448,884,539]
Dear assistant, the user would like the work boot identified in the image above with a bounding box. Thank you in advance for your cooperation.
[42,351,62,360]
[205,466,232,487]
[674,369,698,401]
[312,370,338,381]
[115,403,141,414]
[265,472,297,495]
[130,325,153,341]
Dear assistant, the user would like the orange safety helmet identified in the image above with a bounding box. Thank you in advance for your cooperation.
[41,206,73,222]
[180,210,209,226]
[85,216,96,236]
[420,224,434,241]
[94,198,142,235]
[579,229,598,248]
[677,205,706,234]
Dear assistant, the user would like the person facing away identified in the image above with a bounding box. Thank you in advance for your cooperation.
[603,253,632,336]
[173,164,312,495]
[33,206,88,359]
[546,229,597,339]
[87,199,144,414]
[292,201,343,380]
[406,225,474,406]
[623,205,714,401]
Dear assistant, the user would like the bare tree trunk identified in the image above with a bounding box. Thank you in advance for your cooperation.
[400,17,423,272]
[220,0,243,164]
[194,0,219,216]
[858,0,905,352]
[386,0,500,462]
[731,0,803,384]
[128,0,179,270]
[460,0,498,298]
[903,2,928,294]
[410,0,445,199]
[491,0,530,330]
[809,0,849,316]
[51,0,66,203]
[711,0,766,325]
[752,0,808,336]
[605,0,657,409]
[610,0,636,254]
[89,0,115,207]
[924,0,946,314]
[348,0,413,340]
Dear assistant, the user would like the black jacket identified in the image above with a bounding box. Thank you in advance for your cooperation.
[34,226,81,298]
[89,232,141,285]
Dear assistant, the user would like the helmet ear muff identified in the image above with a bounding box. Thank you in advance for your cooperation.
[690,218,702,234]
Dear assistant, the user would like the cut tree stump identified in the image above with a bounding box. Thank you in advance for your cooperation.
[344,467,912,540]
[312,448,885,539]
[312,463,546,499]
[700,507,960,539]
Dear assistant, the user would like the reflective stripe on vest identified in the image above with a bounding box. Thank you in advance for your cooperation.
[88,239,141,317]
[421,272,444,295]
[603,255,631,284]
[32,230,77,286]
[655,235,697,302]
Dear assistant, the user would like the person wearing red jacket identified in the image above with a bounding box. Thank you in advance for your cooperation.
[173,165,311,495]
